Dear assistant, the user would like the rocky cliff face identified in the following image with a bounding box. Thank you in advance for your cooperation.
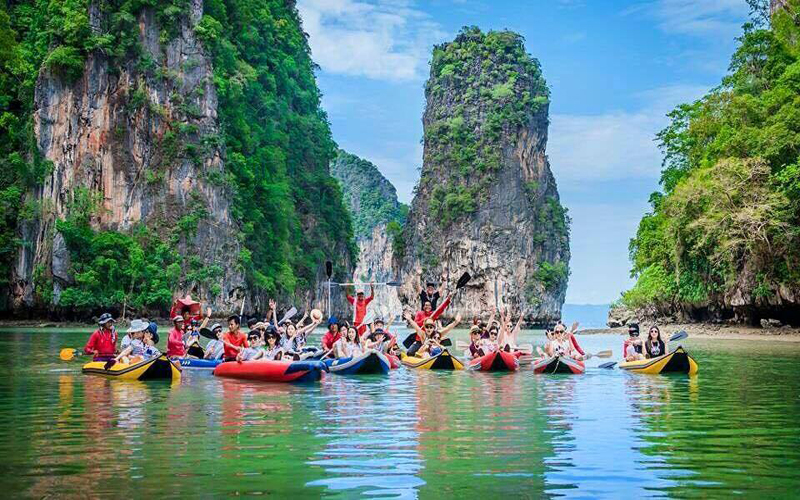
[7,0,355,318]
[331,150,407,320]
[395,28,570,324]
[12,0,245,314]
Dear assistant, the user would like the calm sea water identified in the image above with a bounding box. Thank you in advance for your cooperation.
[0,326,798,498]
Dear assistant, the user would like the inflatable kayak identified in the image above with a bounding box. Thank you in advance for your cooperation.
[82,354,181,382]
[619,346,698,375]
[324,350,390,375]
[213,359,327,383]
[177,357,222,370]
[468,350,519,372]
[400,349,465,370]
[532,356,585,374]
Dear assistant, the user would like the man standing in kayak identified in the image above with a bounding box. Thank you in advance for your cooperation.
[419,282,442,310]
[84,313,118,361]
[346,284,374,335]
[414,293,451,326]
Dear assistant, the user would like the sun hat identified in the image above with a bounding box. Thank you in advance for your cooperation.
[127,319,149,333]
[250,321,267,331]
[423,318,435,327]
[210,323,222,332]
[310,309,323,322]
[98,313,114,325]
[172,315,184,323]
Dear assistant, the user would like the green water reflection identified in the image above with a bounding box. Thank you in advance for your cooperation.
[0,328,798,498]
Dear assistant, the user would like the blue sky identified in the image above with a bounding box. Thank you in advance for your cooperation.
[297,0,750,305]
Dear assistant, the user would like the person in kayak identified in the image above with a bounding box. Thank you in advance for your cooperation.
[419,331,445,357]
[114,319,149,364]
[644,325,666,358]
[347,285,374,335]
[333,326,363,358]
[283,316,322,358]
[624,323,645,361]
[262,328,284,360]
[413,292,452,326]
[321,317,341,351]
[222,315,248,362]
[419,281,442,310]
[466,325,485,358]
[239,329,266,361]
[84,313,118,361]
[403,313,462,357]
[364,328,390,353]
[203,323,225,359]
[545,324,583,359]
[167,316,187,358]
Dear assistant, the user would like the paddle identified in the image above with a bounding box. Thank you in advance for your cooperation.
[103,359,116,370]
[60,348,80,361]
[326,261,332,318]
[456,271,471,290]
[333,281,402,287]
[441,338,452,347]
[199,327,216,340]
[278,306,298,325]
[669,330,688,342]
[599,361,617,369]
[584,349,613,359]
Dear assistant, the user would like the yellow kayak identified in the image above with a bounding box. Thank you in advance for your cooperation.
[82,354,182,382]
[619,346,698,375]
[400,348,465,370]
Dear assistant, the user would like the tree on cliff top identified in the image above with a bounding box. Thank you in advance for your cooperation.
[624,2,800,319]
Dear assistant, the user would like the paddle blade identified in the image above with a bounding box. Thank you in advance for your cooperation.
[598,361,617,369]
[103,359,116,370]
[279,307,298,324]
[456,272,471,290]
[59,348,76,361]
[325,261,332,279]
[670,330,688,342]
[593,349,613,358]
[199,327,216,340]
[402,332,416,349]
[441,338,452,347]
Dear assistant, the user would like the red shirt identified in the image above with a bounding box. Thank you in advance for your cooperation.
[321,330,341,351]
[84,328,117,359]
[167,327,186,357]
[223,331,248,359]
[346,294,373,324]
[413,296,451,341]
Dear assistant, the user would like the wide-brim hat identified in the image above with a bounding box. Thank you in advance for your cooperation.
[423,318,435,327]
[127,319,149,333]
[250,322,267,331]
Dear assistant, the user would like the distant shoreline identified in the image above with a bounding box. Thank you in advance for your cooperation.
[580,324,800,342]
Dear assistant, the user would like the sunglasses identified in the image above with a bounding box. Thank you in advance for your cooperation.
[424,325,435,329]
[629,331,640,336]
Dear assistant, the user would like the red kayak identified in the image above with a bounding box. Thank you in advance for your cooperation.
[468,350,519,372]
[213,359,327,383]
[387,354,401,370]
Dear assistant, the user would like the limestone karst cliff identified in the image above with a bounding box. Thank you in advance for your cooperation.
[395,27,570,325]
[1,0,355,317]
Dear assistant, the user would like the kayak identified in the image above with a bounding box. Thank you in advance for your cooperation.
[82,354,181,381]
[177,358,222,370]
[532,356,585,374]
[213,359,327,383]
[468,350,519,372]
[324,350,390,375]
[400,349,465,370]
[619,346,699,375]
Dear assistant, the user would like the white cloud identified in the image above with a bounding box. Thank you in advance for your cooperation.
[623,0,749,37]
[548,84,710,183]
[297,0,447,81]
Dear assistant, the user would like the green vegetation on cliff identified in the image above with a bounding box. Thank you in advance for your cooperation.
[624,3,800,319]
[330,150,408,238]
[0,0,355,312]
[422,26,550,226]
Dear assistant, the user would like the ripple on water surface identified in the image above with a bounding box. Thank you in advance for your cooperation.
[0,329,798,498]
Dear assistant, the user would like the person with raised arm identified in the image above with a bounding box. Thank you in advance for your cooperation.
[403,311,462,356]
[346,284,374,335]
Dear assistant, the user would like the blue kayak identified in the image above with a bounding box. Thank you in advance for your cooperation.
[177,358,223,369]
[324,350,391,375]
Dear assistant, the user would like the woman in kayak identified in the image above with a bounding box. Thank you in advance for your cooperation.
[115,319,149,364]
[403,313,462,357]
[644,325,666,358]
[466,325,485,358]
[283,315,322,358]
[84,313,118,361]
[262,328,284,360]
[545,324,583,359]
[203,323,225,360]
[624,323,645,361]
[333,326,362,358]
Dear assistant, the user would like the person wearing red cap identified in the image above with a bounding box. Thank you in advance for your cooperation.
[167,316,186,358]
[84,313,118,361]
[346,284,374,335]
